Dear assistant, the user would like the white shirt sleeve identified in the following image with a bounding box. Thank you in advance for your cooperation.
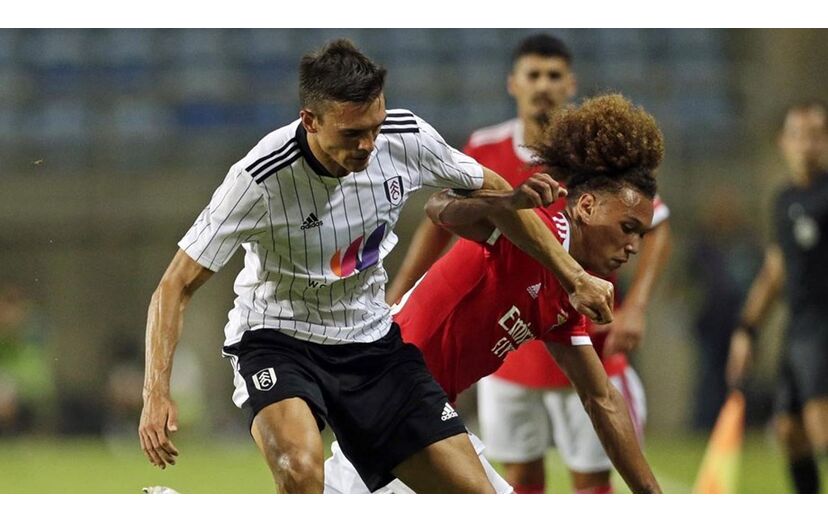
[651,194,671,228]
[178,163,269,272]
[416,116,485,190]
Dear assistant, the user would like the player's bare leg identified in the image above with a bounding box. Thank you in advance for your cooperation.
[775,412,820,493]
[802,397,828,453]
[776,413,814,459]
[393,433,496,493]
[251,398,325,493]
[503,459,546,494]
[570,470,613,494]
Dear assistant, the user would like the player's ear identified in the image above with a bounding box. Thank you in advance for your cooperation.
[507,72,517,98]
[575,193,596,224]
[300,109,319,134]
[566,72,577,99]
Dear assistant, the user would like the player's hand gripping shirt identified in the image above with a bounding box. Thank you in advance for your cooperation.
[464,118,670,389]
[393,209,591,402]
[493,194,669,388]
[179,110,484,346]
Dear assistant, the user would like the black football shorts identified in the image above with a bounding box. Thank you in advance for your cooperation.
[222,323,467,491]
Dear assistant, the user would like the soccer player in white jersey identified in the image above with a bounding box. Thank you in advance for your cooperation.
[138,39,614,493]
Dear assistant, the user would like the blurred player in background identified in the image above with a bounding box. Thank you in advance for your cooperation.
[387,33,672,494]
[727,101,828,493]
[326,94,664,494]
[138,39,612,494]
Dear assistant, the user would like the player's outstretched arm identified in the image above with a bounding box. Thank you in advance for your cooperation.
[726,244,785,389]
[545,341,662,493]
[140,249,213,469]
[386,219,454,306]
[481,168,615,324]
[605,219,672,355]
[426,169,614,323]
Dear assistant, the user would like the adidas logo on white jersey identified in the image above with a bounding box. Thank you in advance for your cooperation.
[300,212,323,230]
[526,282,541,299]
[441,402,458,421]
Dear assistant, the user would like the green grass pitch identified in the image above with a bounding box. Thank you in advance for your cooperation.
[0,430,820,493]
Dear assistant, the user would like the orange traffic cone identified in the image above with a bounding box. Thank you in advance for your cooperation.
[693,390,746,493]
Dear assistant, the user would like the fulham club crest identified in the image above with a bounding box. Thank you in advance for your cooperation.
[252,368,277,391]
[384,176,404,206]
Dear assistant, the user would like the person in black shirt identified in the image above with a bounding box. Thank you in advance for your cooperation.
[727,101,828,493]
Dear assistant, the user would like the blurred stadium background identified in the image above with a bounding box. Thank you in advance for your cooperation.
[0,28,826,493]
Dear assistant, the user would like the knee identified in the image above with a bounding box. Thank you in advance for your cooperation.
[572,471,613,494]
[270,447,324,494]
[464,475,497,494]
[255,429,323,493]
[775,416,796,445]
[803,401,828,452]
[505,460,545,488]
[774,416,810,457]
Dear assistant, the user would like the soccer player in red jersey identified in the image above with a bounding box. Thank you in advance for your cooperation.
[387,34,672,494]
[325,94,664,494]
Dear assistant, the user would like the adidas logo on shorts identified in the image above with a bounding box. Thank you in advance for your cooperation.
[441,402,458,421]
[300,212,323,230]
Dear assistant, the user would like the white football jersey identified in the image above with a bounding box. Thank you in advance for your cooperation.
[179,109,484,346]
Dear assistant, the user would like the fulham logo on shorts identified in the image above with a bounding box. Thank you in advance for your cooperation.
[252,368,277,391]
[441,402,458,421]
[384,176,404,206]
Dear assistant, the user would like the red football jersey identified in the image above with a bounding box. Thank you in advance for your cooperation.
[493,196,669,388]
[464,119,670,389]
[393,209,591,403]
[463,119,543,187]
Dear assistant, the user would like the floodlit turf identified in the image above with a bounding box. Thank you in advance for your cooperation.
[0,430,821,493]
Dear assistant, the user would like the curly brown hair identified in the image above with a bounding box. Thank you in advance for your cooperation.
[531,94,664,199]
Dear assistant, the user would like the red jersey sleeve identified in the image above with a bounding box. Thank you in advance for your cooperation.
[540,309,592,347]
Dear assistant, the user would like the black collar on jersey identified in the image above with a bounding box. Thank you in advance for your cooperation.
[295,123,337,178]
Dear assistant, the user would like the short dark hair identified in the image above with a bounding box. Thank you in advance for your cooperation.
[299,39,387,112]
[512,33,572,66]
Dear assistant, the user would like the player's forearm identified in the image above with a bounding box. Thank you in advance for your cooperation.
[547,342,658,491]
[387,218,454,305]
[581,385,661,493]
[143,281,189,398]
[143,250,213,398]
[427,187,507,227]
[739,247,784,329]
[488,208,587,295]
[427,165,516,229]
[740,279,775,329]
[476,167,586,292]
[623,221,672,311]
[426,189,505,242]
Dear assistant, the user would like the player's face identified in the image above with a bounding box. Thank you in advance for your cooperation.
[508,55,575,124]
[573,187,654,276]
[779,108,828,183]
[302,95,386,175]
